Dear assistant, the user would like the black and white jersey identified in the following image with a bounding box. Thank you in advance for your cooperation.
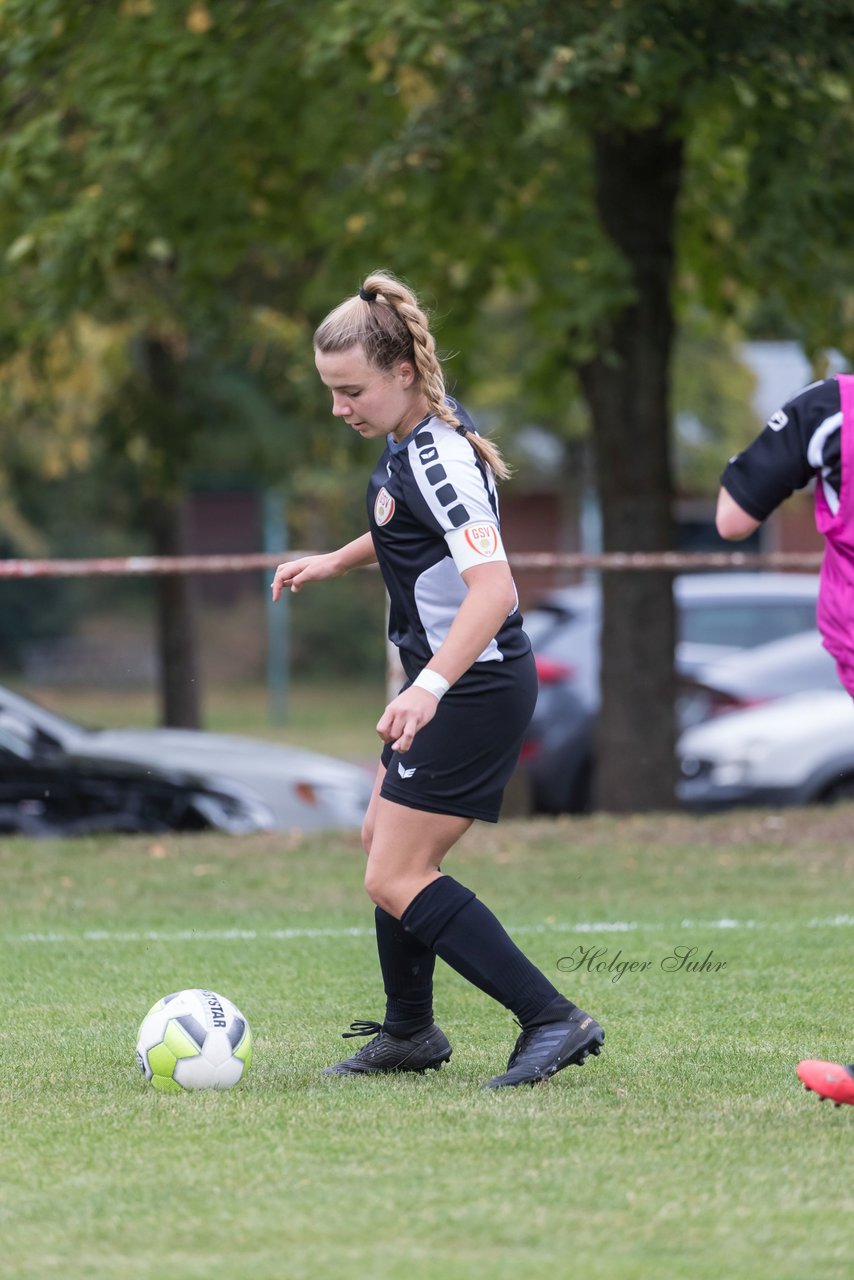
[367,401,530,686]
[721,377,843,520]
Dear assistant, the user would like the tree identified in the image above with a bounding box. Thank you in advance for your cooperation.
[305,0,854,809]
[0,0,362,723]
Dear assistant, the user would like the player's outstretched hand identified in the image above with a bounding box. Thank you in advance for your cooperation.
[376,687,439,753]
[271,554,339,601]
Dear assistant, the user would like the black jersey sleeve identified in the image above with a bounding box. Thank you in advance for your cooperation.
[720,378,841,522]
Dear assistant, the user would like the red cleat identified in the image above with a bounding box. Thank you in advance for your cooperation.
[797,1060,854,1107]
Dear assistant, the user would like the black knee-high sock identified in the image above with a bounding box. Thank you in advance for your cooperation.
[374,906,436,1036]
[401,876,576,1028]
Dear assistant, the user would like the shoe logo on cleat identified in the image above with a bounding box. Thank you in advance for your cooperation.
[397,762,416,779]
[579,1018,591,1030]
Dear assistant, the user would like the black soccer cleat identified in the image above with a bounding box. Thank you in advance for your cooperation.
[483,1008,604,1089]
[322,1019,452,1077]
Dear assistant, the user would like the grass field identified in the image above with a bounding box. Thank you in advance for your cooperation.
[1,808,851,1280]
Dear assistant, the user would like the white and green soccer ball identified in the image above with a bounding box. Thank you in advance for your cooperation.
[136,989,252,1093]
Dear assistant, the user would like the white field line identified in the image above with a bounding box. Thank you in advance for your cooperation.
[6,915,853,945]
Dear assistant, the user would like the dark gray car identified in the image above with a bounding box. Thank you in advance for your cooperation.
[518,573,821,813]
[0,685,373,835]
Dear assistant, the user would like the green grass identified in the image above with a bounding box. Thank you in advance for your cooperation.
[1,808,851,1280]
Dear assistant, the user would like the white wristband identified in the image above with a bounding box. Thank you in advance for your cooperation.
[413,669,450,701]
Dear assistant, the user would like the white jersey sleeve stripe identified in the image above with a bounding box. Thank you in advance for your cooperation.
[408,422,499,535]
[806,411,843,469]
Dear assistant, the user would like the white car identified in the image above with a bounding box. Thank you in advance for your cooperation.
[0,685,374,836]
[677,689,854,809]
[677,628,840,728]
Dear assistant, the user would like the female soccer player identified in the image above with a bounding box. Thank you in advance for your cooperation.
[272,271,604,1088]
[717,371,854,1107]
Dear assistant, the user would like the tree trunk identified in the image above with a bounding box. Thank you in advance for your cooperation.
[578,121,683,812]
[148,495,203,730]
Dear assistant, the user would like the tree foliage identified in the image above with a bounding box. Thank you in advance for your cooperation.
[0,1,370,718]
[2,2,854,793]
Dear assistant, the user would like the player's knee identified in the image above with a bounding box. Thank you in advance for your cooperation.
[363,863,393,913]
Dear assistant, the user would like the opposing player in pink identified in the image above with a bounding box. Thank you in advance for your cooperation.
[717,371,854,1107]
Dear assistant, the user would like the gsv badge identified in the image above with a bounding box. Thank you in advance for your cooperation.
[374,486,395,526]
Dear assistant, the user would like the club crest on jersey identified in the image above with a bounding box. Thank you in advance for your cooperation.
[464,523,499,557]
[374,486,395,526]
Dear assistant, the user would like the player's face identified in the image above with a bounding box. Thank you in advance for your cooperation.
[315,346,428,443]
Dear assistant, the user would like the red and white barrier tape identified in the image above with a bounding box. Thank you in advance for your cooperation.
[0,549,824,580]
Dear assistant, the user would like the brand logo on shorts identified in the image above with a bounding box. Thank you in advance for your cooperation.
[374,487,395,526]
[768,409,788,431]
[397,762,416,779]
[464,524,499,557]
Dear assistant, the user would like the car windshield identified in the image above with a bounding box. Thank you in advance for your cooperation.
[0,687,89,747]
[522,606,575,649]
[678,602,818,650]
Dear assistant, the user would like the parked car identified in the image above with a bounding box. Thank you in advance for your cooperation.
[0,686,374,836]
[519,573,821,813]
[677,628,840,729]
[677,689,854,809]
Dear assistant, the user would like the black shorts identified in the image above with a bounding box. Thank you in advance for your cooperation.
[379,651,538,823]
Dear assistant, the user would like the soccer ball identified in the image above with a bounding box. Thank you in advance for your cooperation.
[136,989,252,1093]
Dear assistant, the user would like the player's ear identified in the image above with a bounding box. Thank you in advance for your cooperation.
[397,360,418,389]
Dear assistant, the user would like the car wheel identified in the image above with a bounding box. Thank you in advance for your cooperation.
[820,774,854,805]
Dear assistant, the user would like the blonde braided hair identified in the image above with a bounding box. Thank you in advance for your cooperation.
[313,270,511,481]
